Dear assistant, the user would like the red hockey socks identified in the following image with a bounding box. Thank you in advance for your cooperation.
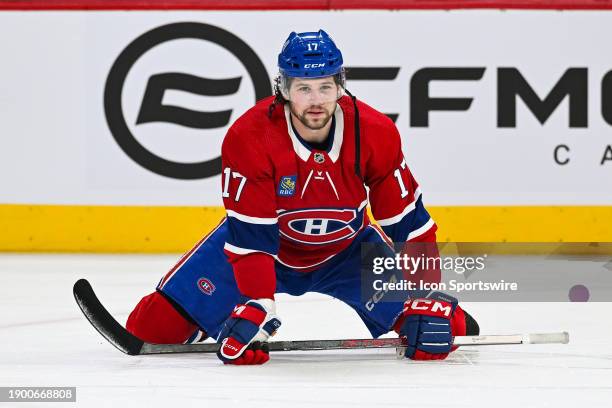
[126,292,198,344]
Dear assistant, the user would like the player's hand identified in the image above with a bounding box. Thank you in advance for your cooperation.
[216,298,281,365]
[397,292,468,361]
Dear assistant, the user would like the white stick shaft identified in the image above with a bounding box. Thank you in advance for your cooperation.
[452,331,569,346]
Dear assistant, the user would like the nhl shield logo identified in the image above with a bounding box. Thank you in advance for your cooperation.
[314,153,325,163]
[278,175,297,196]
[197,277,215,295]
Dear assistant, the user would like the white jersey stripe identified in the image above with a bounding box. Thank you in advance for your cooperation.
[407,218,435,241]
[301,169,314,199]
[376,188,422,227]
[368,224,394,248]
[275,252,338,270]
[325,171,340,200]
[223,242,277,258]
[226,209,277,225]
[158,218,226,289]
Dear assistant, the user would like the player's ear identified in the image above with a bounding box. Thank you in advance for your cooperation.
[280,74,291,100]
[337,86,345,99]
[336,69,346,99]
[281,88,290,100]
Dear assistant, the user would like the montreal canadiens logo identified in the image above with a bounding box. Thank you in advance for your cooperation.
[278,208,363,245]
[197,277,216,295]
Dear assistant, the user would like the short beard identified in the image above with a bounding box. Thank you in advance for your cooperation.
[289,103,335,130]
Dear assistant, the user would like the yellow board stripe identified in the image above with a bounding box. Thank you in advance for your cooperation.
[0,204,611,253]
[0,204,226,253]
[429,206,612,242]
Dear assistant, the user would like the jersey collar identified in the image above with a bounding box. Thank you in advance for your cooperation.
[284,103,344,163]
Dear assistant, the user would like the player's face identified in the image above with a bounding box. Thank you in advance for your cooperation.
[287,77,339,130]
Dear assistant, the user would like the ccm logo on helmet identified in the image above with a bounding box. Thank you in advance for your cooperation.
[304,63,326,68]
[404,299,452,317]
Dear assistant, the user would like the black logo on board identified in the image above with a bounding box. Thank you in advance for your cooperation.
[104,22,271,179]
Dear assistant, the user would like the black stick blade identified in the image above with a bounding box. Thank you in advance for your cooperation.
[73,278,144,355]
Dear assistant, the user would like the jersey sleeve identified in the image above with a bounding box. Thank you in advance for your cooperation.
[365,123,437,243]
[221,127,279,299]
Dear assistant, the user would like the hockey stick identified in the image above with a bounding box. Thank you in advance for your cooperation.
[73,278,569,356]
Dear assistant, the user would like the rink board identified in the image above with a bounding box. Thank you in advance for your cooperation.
[0,8,611,251]
[1,204,611,252]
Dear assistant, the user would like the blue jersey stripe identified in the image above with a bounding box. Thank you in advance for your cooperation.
[226,216,279,255]
[380,196,432,242]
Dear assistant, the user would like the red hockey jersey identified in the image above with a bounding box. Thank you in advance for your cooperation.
[221,95,436,299]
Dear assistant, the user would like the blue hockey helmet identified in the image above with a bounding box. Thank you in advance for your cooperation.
[278,30,344,78]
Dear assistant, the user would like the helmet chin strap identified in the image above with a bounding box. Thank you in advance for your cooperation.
[343,88,362,180]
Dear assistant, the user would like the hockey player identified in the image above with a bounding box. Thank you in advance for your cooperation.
[125,30,479,365]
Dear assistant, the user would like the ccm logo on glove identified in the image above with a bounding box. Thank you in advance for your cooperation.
[404,299,453,317]
[216,299,281,365]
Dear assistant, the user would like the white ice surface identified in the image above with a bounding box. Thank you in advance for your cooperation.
[1,254,611,408]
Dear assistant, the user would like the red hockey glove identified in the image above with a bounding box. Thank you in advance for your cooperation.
[216,299,281,365]
[394,292,473,361]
